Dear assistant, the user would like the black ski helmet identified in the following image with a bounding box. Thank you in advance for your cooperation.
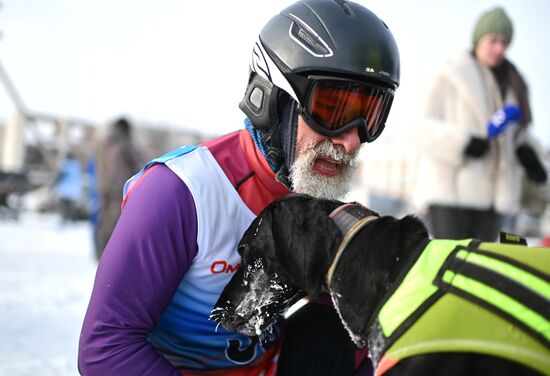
[239,0,400,136]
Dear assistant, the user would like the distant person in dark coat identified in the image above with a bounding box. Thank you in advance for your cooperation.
[95,117,144,260]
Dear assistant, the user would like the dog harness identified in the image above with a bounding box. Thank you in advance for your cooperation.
[370,239,550,375]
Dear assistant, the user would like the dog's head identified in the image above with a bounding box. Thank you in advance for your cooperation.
[211,194,347,336]
[211,194,428,349]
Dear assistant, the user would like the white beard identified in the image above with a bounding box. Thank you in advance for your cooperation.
[289,140,359,200]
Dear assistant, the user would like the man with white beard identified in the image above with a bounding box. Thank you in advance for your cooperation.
[79,1,400,375]
[290,136,359,200]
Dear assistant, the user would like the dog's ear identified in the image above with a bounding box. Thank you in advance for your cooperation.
[329,214,429,347]
[237,194,343,296]
[397,215,430,255]
[237,201,279,270]
[269,196,343,296]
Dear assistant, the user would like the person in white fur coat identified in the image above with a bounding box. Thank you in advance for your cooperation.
[411,6,547,241]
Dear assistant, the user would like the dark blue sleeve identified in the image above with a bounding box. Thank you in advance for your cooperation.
[78,164,198,375]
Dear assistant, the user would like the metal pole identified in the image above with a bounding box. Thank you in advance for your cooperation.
[0,58,27,115]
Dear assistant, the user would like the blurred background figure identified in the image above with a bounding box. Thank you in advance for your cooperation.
[517,170,550,238]
[94,116,144,260]
[0,170,29,221]
[86,152,100,248]
[54,150,83,224]
[410,5,547,242]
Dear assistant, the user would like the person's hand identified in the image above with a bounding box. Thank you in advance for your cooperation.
[516,144,548,184]
[464,136,490,158]
[487,105,522,139]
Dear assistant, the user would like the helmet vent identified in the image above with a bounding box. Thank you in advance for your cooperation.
[288,15,333,57]
[294,26,330,56]
[298,28,318,49]
[334,0,352,16]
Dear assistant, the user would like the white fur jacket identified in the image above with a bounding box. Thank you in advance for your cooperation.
[411,50,541,215]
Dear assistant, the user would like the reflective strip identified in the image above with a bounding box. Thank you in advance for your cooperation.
[455,250,550,300]
[442,270,550,342]
[378,239,471,337]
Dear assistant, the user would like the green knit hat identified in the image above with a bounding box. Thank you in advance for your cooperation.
[472,6,513,46]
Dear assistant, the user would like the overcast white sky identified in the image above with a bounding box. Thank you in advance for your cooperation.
[0,0,549,146]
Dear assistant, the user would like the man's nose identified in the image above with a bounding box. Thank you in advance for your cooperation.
[329,128,361,154]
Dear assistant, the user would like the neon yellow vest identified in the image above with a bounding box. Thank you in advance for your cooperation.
[371,239,550,375]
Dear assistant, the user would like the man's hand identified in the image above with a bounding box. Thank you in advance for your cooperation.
[487,105,522,139]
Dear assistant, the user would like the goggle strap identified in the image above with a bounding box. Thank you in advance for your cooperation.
[372,90,393,135]
[374,90,388,132]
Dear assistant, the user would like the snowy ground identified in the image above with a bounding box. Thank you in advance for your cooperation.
[0,212,98,376]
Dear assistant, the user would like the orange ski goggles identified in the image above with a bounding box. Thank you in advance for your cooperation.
[297,78,394,143]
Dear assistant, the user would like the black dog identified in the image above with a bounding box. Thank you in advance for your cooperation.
[211,194,549,375]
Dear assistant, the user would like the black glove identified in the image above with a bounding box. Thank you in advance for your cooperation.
[516,144,548,184]
[464,137,490,158]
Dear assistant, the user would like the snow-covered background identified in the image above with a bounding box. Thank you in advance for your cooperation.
[0,212,97,376]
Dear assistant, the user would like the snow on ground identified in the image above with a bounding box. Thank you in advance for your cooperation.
[0,212,98,376]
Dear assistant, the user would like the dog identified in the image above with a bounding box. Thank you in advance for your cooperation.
[211,194,550,375]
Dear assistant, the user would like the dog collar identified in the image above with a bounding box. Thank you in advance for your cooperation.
[326,203,379,287]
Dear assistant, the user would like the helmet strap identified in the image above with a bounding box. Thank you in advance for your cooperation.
[279,98,299,172]
[240,73,298,190]
[270,96,299,189]
[259,121,293,189]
